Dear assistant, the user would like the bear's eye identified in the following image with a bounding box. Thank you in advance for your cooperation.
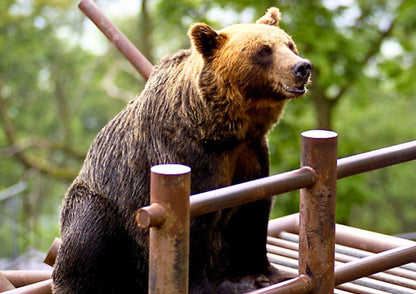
[258,46,273,57]
[288,41,298,54]
[253,45,273,67]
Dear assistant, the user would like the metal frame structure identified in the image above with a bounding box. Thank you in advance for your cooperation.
[266,222,416,293]
[1,1,415,293]
[136,131,416,294]
[3,133,414,294]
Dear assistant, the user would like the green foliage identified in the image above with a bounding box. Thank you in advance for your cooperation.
[0,0,127,257]
[1,0,415,259]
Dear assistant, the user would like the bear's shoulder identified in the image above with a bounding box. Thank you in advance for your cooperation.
[154,49,192,71]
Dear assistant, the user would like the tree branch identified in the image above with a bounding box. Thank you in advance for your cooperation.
[311,3,403,130]
[331,4,400,105]
[0,78,79,180]
[0,136,85,159]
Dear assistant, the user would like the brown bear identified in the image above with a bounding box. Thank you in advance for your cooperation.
[52,7,311,294]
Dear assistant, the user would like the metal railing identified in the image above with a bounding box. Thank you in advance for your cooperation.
[136,130,416,294]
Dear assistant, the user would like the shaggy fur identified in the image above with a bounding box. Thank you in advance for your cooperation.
[52,7,311,294]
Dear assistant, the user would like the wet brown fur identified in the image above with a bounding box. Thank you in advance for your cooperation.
[52,7,310,294]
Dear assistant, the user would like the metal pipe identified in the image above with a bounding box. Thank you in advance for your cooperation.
[269,214,416,255]
[246,275,313,294]
[267,234,416,291]
[190,167,315,218]
[43,238,62,266]
[269,228,416,284]
[35,134,415,293]
[0,279,52,294]
[268,213,299,236]
[78,0,153,80]
[337,140,416,179]
[299,130,338,293]
[0,272,15,291]
[136,203,166,229]
[334,223,416,253]
[0,271,52,288]
[146,164,191,294]
[334,245,416,286]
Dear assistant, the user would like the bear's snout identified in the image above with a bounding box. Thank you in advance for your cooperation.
[291,60,312,81]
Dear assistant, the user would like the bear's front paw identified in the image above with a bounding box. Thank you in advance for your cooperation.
[254,274,273,288]
[215,274,272,294]
[265,264,296,283]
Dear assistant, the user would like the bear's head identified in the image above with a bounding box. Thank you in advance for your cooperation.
[189,7,311,108]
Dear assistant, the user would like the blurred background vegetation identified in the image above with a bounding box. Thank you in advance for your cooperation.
[1,0,415,259]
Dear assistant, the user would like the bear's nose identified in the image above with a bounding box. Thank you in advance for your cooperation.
[292,60,312,80]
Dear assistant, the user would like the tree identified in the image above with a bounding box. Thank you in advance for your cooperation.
[0,0,127,255]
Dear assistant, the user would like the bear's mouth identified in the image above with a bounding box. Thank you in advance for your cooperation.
[282,84,306,95]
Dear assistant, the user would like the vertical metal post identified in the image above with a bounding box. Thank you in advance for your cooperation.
[148,164,191,294]
[299,130,338,293]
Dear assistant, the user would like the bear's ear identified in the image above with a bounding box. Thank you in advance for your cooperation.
[189,23,227,59]
[256,7,281,27]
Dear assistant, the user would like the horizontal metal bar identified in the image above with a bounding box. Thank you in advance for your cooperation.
[337,140,416,179]
[0,272,15,291]
[267,235,416,292]
[269,213,416,258]
[190,167,315,217]
[190,140,416,218]
[334,289,354,294]
[267,235,416,291]
[334,245,416,286]
[270,228,416,282]
[268,214,299,236]
[0,271,52,288]
[336,282,390,294]
[246,275,313,294]
[335,223,416,254]
[342,274,416,294]
[1,279,52,294]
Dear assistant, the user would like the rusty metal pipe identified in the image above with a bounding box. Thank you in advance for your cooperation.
[145,164,191,294]
[190,167,315,218]
[337,140,416,179]
[136,203,166,229]
[78,0,153,80]
[299,130,338,293]
[334,223,416,253]
[0,279,52,294]
[0,272,15,292]
[334,245,416,286]
[246,275,313,294]
[269,213,416,254]
[43,237,62,266]
[268,213,299,236]
[0,271,52,288]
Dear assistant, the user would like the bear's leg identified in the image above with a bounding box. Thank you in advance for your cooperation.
[215,274,272,294]
[52,195,146,294]
[226,199,273,273]
[217,199,293,293]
